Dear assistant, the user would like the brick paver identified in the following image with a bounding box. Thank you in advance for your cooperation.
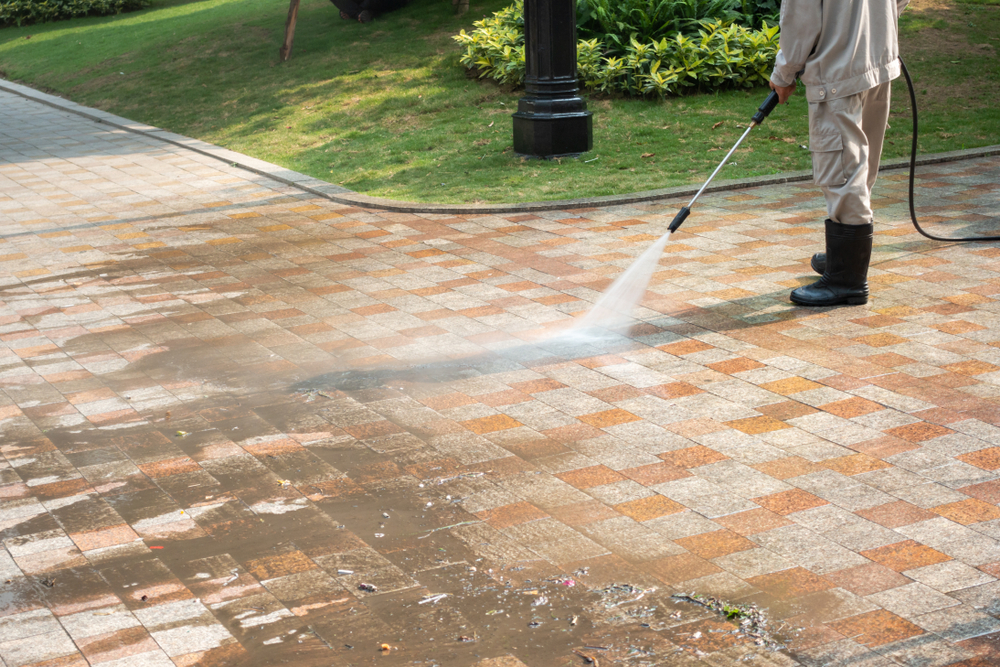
[3,88,1000,666]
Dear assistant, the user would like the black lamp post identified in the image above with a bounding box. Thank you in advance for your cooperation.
[512,0,593,158]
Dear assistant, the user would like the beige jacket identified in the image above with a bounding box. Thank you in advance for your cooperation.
[770,0,910,103]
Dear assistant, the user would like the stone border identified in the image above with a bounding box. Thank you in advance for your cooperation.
[5,78,1000,215]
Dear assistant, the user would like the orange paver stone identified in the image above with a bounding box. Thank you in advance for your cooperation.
[462,414,522,434]
[707,357,766,374]
[819,396,885,418]
[244,551,317,580]
[614,495,685,522]
[959,447,1000,471]
[659,339,714,356]
[932,498,1000,525]
[658,445,729,469]
[137,457,201,479]
[577,408,642,428]
[861,540,951,572]
[759,377,824,396]
[747,567,834,599]
[824,563,912,596]
[884,422,953,442]
[757,401,820,421]
[829,610,923,647]
[675,530,756,559]
[715,508,793,536]
[853,333,909,348]
[942,360,1000,376]
[555,465,625,489]
[755,489,828,515]
[726,415,791,435]
[620,462,690,485]
[752,457,822,480]
[820,453,891,476]
[857,501,938,529]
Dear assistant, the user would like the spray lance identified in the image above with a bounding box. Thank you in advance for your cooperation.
[667,91,780,234]
[667,61,1000,242]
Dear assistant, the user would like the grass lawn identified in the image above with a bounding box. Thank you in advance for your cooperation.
[1,0,997,204]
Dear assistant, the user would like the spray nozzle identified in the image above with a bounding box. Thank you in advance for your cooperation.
[667,206,690,233]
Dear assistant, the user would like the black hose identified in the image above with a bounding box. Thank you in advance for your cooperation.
[899,56,1000,242]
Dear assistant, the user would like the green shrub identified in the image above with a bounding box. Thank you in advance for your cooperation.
[454,0,525,86]
[454,1,780,98]
[577,0,744,48]
[0,0,150,27]
[737,0,781,28]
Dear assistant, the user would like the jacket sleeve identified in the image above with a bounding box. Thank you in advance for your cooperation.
[769,0,823,87]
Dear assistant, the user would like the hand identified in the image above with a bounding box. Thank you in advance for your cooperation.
[769,80,796,104]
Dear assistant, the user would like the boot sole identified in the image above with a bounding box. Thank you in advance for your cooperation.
[790,294,868,307]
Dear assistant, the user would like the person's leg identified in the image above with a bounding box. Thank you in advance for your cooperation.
[791,90,874,306]
[810,81,892,274]
[862,81,891,192]
[817,92,873,227]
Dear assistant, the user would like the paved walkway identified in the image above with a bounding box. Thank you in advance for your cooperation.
[3,87,1000,667]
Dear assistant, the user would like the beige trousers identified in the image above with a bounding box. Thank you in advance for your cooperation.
[808,81,891,225]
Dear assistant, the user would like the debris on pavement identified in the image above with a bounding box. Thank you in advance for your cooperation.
[671,592,785,650]
[598,583,653,609]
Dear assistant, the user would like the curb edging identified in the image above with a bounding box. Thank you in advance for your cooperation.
[4,78,999,215]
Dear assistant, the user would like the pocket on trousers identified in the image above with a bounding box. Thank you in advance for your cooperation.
[809,132,847,187]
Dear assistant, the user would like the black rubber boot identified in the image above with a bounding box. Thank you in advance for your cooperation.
[791,219,873,307]
[810,252,826,275]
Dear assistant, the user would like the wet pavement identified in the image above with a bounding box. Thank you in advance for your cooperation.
[2,87,1000,667]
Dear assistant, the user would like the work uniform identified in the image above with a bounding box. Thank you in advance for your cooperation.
[770,0,910,226]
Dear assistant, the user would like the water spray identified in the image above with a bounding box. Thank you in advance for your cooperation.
[561,92,782,336]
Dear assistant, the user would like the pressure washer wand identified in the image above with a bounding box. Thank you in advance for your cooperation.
[667,90,781,233]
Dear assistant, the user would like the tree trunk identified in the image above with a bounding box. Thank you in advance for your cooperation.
[279,0,301,62]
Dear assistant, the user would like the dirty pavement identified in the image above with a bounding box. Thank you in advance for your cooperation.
[3,88,1000,667]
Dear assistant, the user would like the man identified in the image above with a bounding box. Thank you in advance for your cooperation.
[769,0,909,307]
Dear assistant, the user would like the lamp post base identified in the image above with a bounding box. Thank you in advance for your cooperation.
[512,111,593,158]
